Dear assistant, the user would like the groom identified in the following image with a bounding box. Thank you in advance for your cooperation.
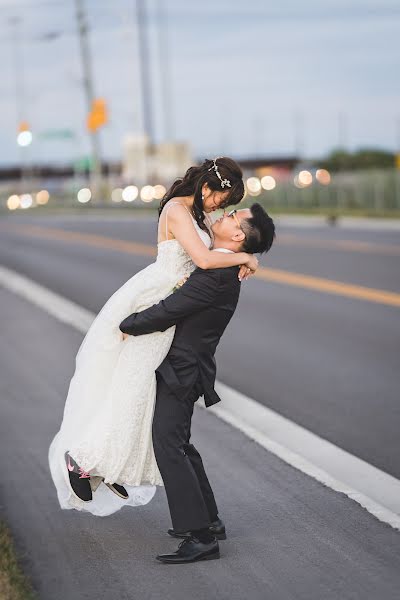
[119,203,275,564]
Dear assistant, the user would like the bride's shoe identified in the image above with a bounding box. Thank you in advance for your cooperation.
[64,452,92,502]
[104,480,129,500]
[86,472,129,499]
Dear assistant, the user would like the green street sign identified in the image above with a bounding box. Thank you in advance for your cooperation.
[74,156,94,171]
[39,129,75,140]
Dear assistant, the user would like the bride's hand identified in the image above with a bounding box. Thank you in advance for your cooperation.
[238,254,258,281]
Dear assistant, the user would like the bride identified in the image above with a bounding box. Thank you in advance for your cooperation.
[48,156,258,516]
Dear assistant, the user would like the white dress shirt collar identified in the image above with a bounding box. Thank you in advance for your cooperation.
[212,247,235,254]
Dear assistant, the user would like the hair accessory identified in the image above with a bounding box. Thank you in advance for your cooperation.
[208,157,231,189]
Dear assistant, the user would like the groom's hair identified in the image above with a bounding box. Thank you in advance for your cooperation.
[240,203,276,254]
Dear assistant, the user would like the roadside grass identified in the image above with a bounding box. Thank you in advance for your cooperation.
[0,521,36,600]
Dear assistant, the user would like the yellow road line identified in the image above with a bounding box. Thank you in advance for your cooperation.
[256,267,400,307]
[278,234,400,256]
[3,223,400,308]
[6,223,157,257]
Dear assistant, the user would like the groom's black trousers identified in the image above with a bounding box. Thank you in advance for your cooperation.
[152,373,219,533]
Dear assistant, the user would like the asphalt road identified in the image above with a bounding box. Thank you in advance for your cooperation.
[1,284,400,600]
[1,212,400,598]
[0,213,399,479]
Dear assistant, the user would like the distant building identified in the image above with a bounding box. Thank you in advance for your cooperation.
[232,156,300,182]
[122,134,192,184]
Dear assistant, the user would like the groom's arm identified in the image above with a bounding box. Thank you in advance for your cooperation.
[119,268,221,336]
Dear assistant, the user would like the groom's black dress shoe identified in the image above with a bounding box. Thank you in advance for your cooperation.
[168,518,226,541]
[156,537,220,564]
[65,452,92,502]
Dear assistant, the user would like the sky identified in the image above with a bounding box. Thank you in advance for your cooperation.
[0,0,399,166]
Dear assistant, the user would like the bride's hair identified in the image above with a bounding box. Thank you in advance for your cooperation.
[158,156,245,232]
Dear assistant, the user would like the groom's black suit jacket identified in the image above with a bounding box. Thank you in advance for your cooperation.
[119,265,241,407]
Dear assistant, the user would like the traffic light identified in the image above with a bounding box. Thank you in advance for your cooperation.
[87,98,108,132]
[18,121,30,133]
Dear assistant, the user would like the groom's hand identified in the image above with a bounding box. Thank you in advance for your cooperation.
[122,332,129,341]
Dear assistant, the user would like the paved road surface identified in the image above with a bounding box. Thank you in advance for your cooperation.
[1,285,400,600]
[0,213,400,599]
[0,214,399,477]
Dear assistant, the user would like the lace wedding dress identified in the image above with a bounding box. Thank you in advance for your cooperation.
[48,204,211,516]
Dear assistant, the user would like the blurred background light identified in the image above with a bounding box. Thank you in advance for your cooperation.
[77,188,92,203]
[20,193,33,209]
[316,168,331,185]
[246,177,261,196]
[140,185,154,202]
[36,190,50,205]
[122,185,138,202]
[261,175,276,191]
[7,195,20,210]
[153,184,166,200]
[293,175,301,188]
[294,170,313,188]
[111,188,123,203]
[17,130,33,147]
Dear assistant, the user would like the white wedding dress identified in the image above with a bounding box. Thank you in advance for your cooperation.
[48,204,211,516]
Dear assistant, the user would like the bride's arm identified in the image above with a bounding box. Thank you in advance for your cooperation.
[167,204,258,272]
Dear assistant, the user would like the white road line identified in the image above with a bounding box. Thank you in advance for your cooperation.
[1,266,94,332]
[209,385,400,529]
[1,264,399,530]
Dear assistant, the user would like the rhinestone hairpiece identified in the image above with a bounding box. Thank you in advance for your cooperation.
[208,157,231,189]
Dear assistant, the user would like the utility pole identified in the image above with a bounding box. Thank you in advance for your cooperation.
[136,0,154,145]
[135,0,154,183]
[253,116,264,156]
[337,111,347,150]
[219,105,231,154]
[74,0,102,200]
[9,16,30,191]
[336,111,348,211]
[293,110,305,158]
[9,17,24,127]
[156,0,174,142]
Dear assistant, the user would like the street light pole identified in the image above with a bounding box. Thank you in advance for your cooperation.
[135,0,155,183]
[156,0,174,142]
[9,17,24,126]
[136,0,154,146]
[9,16,30,191]
[74,0,102,201]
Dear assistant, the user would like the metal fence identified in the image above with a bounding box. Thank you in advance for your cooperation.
[1,168,400,216]
[241,169,400,215]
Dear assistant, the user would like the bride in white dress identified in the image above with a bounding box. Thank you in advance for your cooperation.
[48,157,258,516]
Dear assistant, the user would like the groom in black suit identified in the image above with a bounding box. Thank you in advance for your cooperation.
[120,203,275,564]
